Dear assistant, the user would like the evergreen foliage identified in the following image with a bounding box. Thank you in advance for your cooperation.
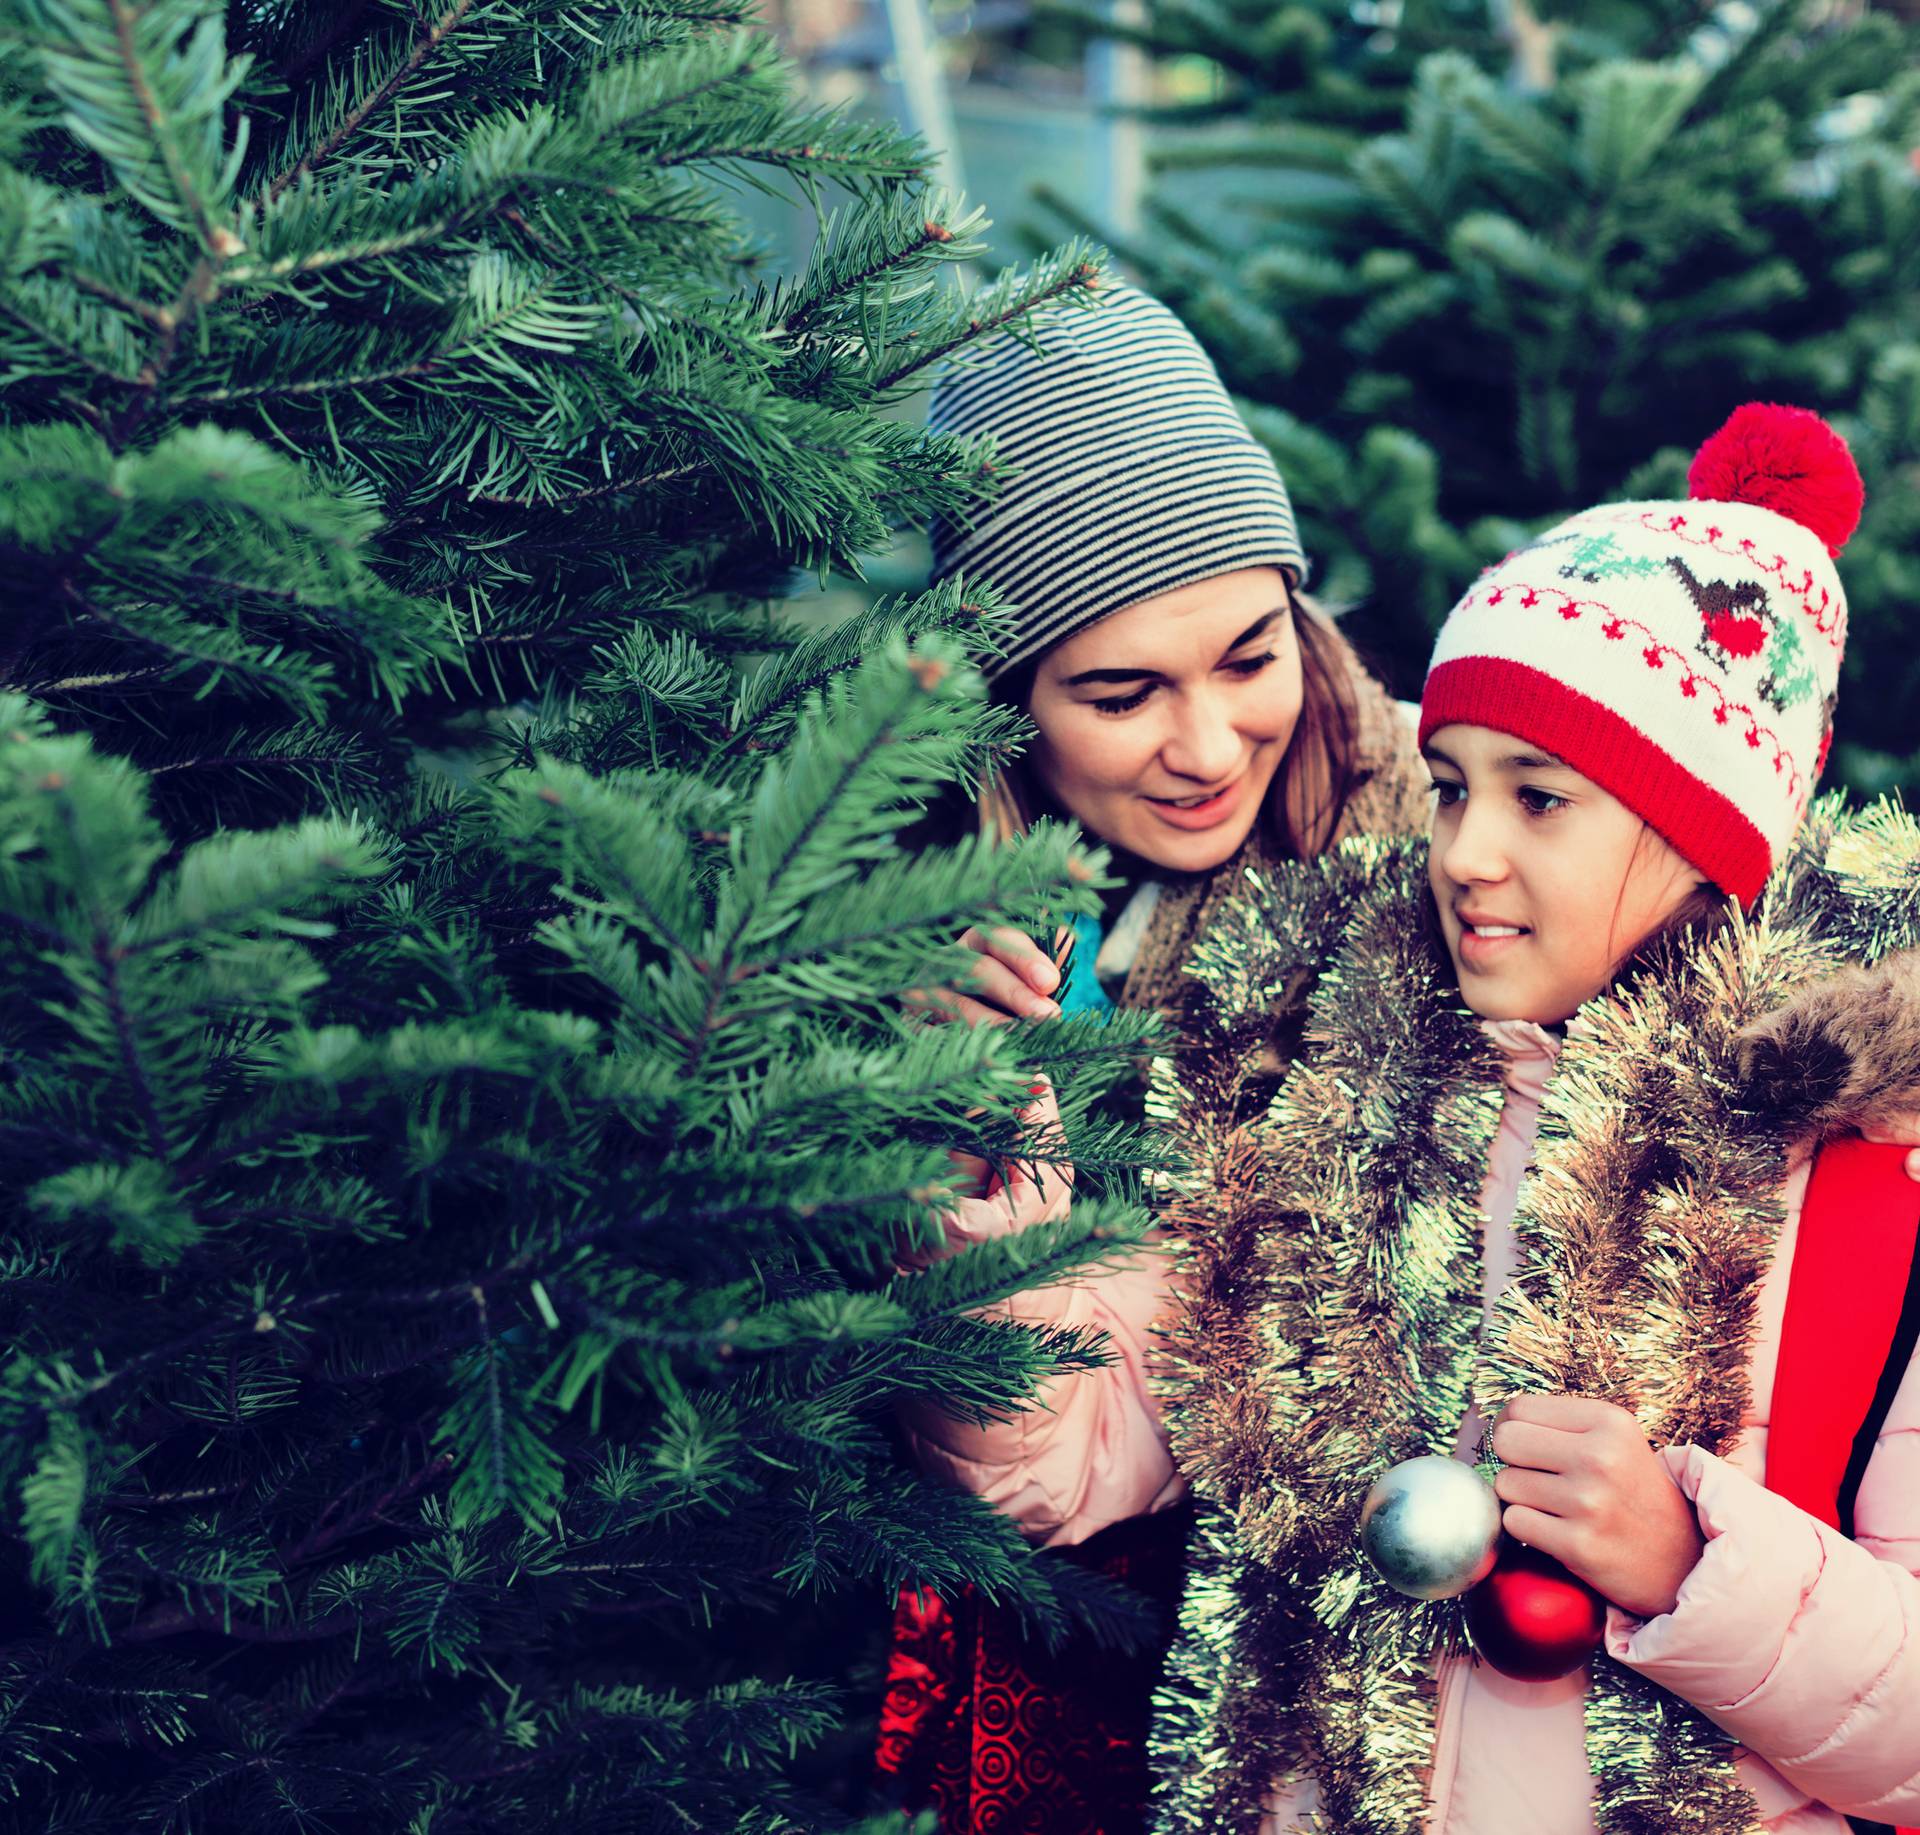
[0,1,1151,1825]
[1035,0,1920,794]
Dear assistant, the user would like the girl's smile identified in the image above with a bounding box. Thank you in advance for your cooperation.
[1453,907,1531,966]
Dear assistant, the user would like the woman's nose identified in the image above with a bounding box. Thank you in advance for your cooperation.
[1160,693,1241,784]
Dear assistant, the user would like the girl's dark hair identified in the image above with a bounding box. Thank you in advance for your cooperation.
[1612,843,1734,979]
[982,587,1364,862]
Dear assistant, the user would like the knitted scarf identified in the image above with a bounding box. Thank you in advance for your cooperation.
[1148,796,1920,1835]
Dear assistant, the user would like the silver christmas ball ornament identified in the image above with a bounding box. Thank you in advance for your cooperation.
[1358,1455,1503,1601]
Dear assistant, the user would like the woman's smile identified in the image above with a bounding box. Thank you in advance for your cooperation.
[1143,775,1248,830]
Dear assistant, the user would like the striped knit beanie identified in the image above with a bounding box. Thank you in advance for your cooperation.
[1418,403,1864,904]
[928,283,1307,681]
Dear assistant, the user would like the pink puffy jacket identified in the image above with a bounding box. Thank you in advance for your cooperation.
[898,1026,1920,1833]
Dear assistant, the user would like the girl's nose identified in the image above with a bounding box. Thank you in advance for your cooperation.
[1438,800,1509,886]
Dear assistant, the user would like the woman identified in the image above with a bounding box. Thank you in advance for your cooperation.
[873,281,1432,1834]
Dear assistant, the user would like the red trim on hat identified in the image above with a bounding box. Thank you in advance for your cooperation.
[1418,657,1774,903]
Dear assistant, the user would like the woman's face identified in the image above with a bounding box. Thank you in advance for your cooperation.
[1423,723,1708,1023]
[1024,567,1305,873]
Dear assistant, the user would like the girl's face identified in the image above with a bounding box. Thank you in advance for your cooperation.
[1025,567,1305,873]
[1423,723,1708,1024]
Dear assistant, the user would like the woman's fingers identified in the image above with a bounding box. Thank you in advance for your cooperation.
[959,925,1063,998]
[905,986,1009,1027]
[903,984,1052,1028]
[963,951,1062,1020]
[905,926,1067,1028]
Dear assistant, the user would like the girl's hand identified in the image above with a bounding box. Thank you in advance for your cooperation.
[1489,1394,1704,1620]
[1858,1108,1920,1183]
[907,925,1064,1028]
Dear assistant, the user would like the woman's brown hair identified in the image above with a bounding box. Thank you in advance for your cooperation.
[977,586,1364,862]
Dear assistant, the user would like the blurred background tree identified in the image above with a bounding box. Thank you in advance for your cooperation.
[767,0,1917,795]
[1013,0,1920,795]
[0,0,1160,1827]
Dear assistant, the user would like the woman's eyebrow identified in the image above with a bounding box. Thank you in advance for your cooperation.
[1057,608,1286,688]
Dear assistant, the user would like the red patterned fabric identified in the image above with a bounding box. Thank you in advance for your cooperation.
[874,1505,1188,1834]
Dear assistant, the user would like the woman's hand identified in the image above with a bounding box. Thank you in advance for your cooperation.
[907,925,1064,1028]
[1488,1394,1704,1620]
[896,1077,1074,1272]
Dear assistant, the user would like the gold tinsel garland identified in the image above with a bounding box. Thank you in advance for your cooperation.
[1149,798,1920,1835]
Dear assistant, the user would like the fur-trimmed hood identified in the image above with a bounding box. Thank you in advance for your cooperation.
[1738,947,1920,1138]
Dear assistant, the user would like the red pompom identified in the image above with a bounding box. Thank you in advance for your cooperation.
[1687,402,1864,558]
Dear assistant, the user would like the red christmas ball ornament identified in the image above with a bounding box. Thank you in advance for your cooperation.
[1463,1538,1606,1682]
[1687,401,1864,559]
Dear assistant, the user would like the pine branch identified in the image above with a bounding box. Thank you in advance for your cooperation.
[90,932,170,1163]
[279,1455,454,1570]
[108,254,222,448]
[67,268,171,329]
[174,353,446,406]
[0,3,1177,1815]
[469,460,708,509]
[264,0,483,202]
[777,218,961,336]
[722,580,1011,758]
[0,296,142,384]
[103,0,228,255]
[871,253,1104,390]
[655,140,896,172]
[121,1599,388,1647]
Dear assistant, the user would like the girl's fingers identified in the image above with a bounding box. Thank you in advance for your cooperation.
[1501,1393,1615,1431]
[1491,1463,1566,1512]
[1489,1417,1581,1473]
[1498,1503,1570,1556]
[959,924,1062,997]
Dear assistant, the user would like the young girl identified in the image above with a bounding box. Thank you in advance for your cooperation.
[910,402,1920,1833]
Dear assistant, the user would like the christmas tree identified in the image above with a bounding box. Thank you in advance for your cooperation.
[1033,0,1920,794]
[0,1,1162,1825]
